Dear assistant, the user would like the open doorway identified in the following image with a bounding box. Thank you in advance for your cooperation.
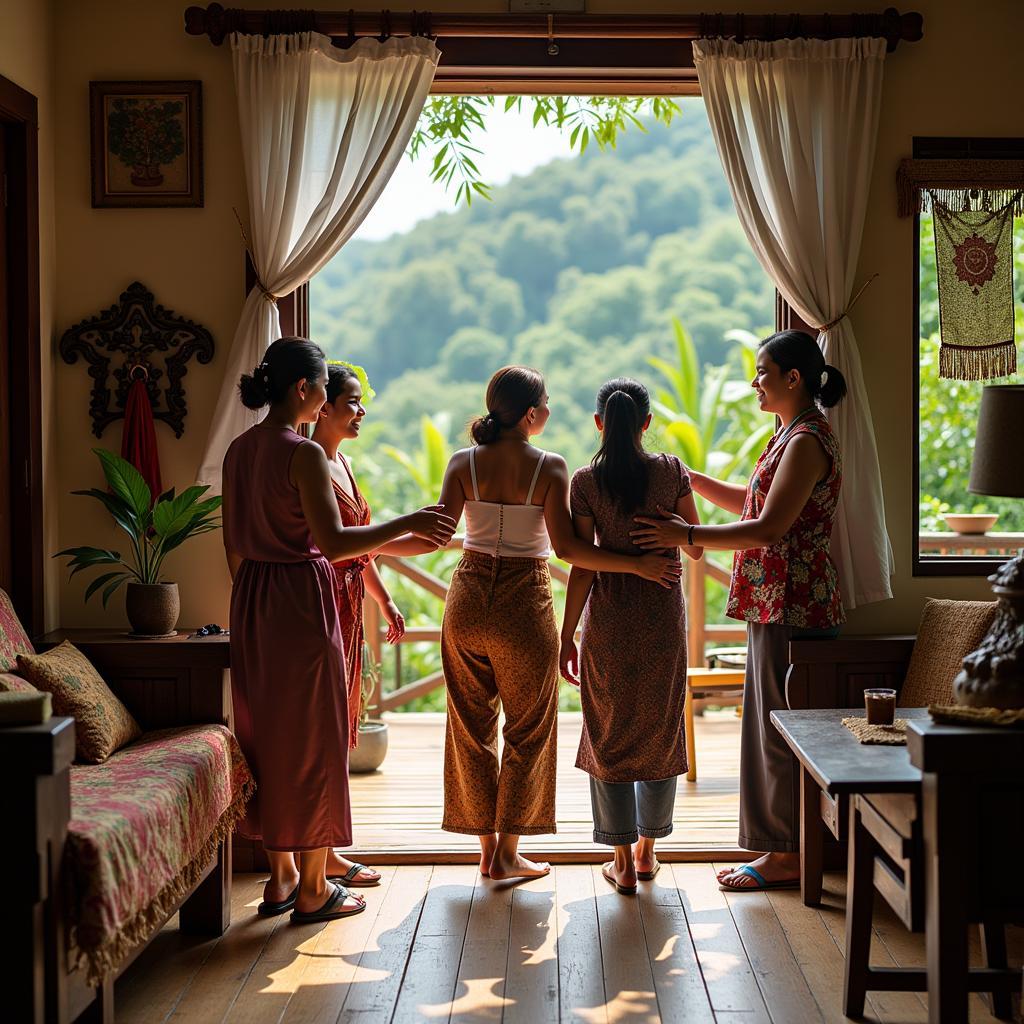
[308,95,774,857]
[0,73,43,637]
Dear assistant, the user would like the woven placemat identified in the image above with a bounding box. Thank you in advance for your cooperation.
[929,704,1024,728]
[842,717,908,745]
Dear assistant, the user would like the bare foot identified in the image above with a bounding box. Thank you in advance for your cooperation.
[325,850,380,885]
[479,834,497,877]
[488,852,551,880]
[719,852,799,890]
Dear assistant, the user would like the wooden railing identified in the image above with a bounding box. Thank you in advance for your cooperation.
[364,538,745,712]
[918,532,1024,556]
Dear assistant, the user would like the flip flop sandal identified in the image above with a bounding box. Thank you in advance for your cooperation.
[290,883,366,924]
[257,885,298,917]
[637,859,661,882]
[328,862,381,887]
[602,862,638,896]
[718,864,800,892]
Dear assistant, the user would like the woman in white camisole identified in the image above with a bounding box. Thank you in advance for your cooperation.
[436,365,683,881]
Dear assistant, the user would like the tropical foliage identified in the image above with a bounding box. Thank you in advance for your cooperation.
[56,449,222,606]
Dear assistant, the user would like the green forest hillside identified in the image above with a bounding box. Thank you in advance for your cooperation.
[310,102,775,491]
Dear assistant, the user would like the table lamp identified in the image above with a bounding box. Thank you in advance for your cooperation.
[953,384,1024,709]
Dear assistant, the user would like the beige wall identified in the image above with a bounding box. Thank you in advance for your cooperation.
[5,0,1019,632]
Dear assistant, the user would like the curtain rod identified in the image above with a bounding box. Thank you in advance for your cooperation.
[184,5,923,52]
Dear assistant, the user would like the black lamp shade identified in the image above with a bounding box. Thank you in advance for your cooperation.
[968,384,1024,498]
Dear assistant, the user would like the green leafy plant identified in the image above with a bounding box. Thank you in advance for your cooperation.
[56,449,223,607]
[107,98,185,182]
[410,95,680,206]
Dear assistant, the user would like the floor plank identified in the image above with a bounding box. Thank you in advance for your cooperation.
[448,874,516,1022]
[390,864,478,1023]
[554,864,608,1024]
[503,872,560,1024]
[592,864,661,1023]
[637,865,716,1024]
[672,863,770,1022]
[719,882,824,1023]
[337,864,433,1023]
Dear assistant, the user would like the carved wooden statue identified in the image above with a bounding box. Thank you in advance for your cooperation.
[59,281,215,439]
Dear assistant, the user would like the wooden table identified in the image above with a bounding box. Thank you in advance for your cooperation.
[771,707,929,906]
[773,709,1021,1023]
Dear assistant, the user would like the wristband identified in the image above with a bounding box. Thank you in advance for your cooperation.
[687,524,695,547]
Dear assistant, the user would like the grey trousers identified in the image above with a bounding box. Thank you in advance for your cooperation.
[589,776,678,846]
[738,621,839,853]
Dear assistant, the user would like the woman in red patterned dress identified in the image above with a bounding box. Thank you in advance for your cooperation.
[632,330,847,893]
[312,364,439,890]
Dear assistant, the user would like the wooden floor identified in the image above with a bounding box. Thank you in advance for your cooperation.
[116,867,1021,1024]
[350,711,742,857]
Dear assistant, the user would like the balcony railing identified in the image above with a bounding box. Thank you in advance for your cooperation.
[364,537,745,712]
[918,532,1024,556]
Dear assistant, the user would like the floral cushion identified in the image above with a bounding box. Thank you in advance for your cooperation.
[17,642,141,763]
[67,725,254,984]
[0,671,36,693]
[0,588,34,672]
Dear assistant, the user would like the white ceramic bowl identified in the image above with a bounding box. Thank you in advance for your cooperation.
[943,513,999,535]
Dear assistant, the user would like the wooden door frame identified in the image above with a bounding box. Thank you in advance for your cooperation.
[0,74,44,637]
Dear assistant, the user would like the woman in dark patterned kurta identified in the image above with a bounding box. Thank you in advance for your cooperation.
[560,378,704,895]
[631,331,847,894]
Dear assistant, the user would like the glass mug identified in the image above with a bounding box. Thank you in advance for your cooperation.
[864,687,897,726]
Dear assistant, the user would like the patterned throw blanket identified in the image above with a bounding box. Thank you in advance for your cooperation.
[67,725,254,984]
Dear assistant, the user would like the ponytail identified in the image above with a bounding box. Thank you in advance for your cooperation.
[469,365,545,445]
[591,377,650,514]
[758,330,848,409]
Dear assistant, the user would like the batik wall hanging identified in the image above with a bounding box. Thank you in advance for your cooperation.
[931,192,1019,380]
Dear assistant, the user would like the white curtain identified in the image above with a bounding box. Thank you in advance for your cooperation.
[197,31,439,490]
[693,36,893,609]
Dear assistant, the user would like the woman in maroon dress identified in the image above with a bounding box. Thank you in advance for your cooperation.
[631,330,846,893]
[311,364,440,889]
[223,337,455,921]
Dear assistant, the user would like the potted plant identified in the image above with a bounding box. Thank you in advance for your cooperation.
[56,448,222,636]
[348,641,389,773]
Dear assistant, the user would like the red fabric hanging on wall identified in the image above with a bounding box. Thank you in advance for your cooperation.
[121,377,163,503]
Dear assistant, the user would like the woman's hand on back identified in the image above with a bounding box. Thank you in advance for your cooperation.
[635,551,684,588]
[405,505,457,547]
[631,504,690,551]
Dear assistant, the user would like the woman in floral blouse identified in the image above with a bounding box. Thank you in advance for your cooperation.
[631,330,847,892]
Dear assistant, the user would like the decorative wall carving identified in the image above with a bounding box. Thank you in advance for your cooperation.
[59,282,215,438]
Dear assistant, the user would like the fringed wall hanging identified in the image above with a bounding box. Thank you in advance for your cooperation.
[897,157,1024,382]
[60,282,215,495]
[932,192,1019,380]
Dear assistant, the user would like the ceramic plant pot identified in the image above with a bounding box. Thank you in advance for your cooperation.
[349,719,389,773]
[125,582,180,637]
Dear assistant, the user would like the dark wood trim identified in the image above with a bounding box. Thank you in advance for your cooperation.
[184,6,924,52]
[910,135,1024,579]
[0,74,44,637]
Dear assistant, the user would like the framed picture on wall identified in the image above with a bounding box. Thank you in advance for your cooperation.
[89,80,203,208]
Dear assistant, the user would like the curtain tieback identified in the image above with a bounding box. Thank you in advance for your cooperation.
[815,273,878,333]
[232,206,279,304]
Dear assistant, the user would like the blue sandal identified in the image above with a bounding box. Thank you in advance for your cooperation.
[719,864,800,892]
